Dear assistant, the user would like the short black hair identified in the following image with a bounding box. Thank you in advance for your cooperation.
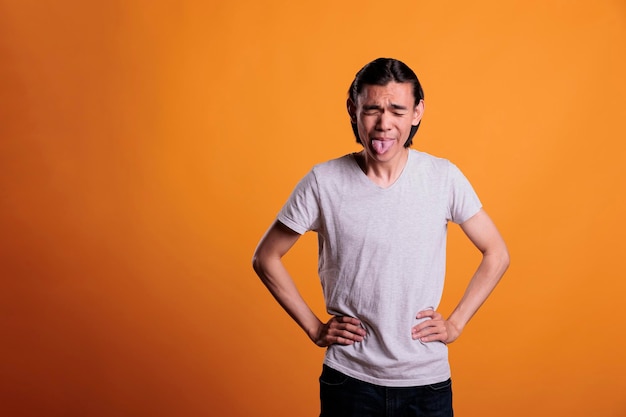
[348,58,425,147]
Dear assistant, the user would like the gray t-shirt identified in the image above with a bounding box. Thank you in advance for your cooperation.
[278,149,482,387]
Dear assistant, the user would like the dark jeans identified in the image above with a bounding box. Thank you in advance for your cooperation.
[319,365,453,417]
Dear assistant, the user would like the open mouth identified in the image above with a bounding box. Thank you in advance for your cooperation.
[371,139,395,155]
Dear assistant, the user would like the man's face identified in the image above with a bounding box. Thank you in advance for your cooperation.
[350,82,423,163]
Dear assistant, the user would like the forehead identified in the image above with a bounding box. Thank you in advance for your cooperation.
[356,82,415,105]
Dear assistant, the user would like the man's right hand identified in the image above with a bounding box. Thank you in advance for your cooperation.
[311,316,366,347]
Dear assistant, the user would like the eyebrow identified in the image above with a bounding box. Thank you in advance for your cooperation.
[362,103,409,111]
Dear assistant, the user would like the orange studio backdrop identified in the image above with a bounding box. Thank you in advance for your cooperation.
[1,1,625,416]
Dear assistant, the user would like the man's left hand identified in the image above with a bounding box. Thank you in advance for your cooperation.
[411,309,461,345]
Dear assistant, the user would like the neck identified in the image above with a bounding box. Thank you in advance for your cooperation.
[356,148,409,188]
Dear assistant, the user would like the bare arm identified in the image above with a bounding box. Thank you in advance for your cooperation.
[252,220,366,346]
[412,209,510,344]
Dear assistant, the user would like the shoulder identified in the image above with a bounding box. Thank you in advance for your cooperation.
[407,150,473,190]
[409,149,456,173]
[310,153,356,177]
[290,154,356,193]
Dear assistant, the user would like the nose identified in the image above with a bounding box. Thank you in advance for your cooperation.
[377,111,392,131]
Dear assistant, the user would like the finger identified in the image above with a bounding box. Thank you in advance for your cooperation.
[416,309,442,320]
[412,323,445,340]
[335,316,362,326]
[416,310,433,319]
[412,319,443,333]
[332,335,356,345]
[343,323,367,336]
[412,327,447,342]
[323,320,363,340]
[331,317,366,336]
[332,327,365,342]
[326,328,363,345]
[418,333,447,343]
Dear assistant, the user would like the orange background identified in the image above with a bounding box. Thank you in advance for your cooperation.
[1,1,625,416]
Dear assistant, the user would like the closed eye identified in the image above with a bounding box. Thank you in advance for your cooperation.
[362,105,381,115]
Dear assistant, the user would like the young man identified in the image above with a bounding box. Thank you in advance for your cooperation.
[252,58,509,417]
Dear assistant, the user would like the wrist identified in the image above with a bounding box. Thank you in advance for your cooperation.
[446,315,466,334]
[306,320,323,343]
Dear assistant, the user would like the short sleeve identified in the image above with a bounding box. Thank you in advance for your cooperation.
[447,163,482,224]
[276,170,321,234]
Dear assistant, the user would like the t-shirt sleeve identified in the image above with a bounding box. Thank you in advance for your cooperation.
[447,162,482,224]
[276,170,321,235]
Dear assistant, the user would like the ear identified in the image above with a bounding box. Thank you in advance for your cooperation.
[412,99,425,126]
[346,98,357,124]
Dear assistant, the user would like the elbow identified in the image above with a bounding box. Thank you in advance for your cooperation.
[251,247,271,280]
[485,243,510,275]
[251,250,263,276]
[500,246,511,273]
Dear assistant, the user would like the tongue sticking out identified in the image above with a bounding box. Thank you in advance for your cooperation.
[372,139,395,155]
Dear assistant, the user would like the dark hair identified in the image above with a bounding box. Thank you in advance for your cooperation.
[348,58,424,147]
